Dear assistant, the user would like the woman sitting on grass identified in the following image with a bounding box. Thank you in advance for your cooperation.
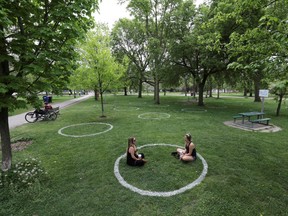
[175,133,197,161]
[126,137,147,166]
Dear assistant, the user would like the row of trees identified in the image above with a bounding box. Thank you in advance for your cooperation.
[65,0,288,116]
[109,0,287,111]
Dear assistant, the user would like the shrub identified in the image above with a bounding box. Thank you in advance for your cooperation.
[0,157,48,190]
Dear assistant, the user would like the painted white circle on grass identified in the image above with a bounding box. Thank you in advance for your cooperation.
[181,108,207,112]
[114,107,140,111]
[114,143,208,197]
[58,122,113,137]
[148,104,170,107]
[138,112,171,119]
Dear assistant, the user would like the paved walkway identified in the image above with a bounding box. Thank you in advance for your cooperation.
[9,93,93,129]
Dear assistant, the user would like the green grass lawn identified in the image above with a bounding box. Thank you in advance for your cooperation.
[1,94,288,215]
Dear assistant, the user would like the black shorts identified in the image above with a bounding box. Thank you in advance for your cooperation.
[127,153,145,166]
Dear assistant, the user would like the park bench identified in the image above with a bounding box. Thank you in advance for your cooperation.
[250,118,271,127]
[233,115,242,123]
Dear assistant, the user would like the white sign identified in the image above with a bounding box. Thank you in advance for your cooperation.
[259,89,269,98]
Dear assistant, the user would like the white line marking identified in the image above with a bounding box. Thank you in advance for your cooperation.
[181,108,207,112]
[114,143,208,197]
[58,122,113,137]
[114,107,140,111]
[148,104,170,107]
[138,112,171,120]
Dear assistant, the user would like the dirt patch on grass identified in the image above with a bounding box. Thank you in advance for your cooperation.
[11,140,33,151]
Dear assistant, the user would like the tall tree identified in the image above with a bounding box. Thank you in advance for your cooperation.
[111,18,149,98]
[127,0,181,104]
[262,0,288,115]
[223,0,275,102]
[114,55,132,96]
[168,1,226,106]
[0,0,98,171]
[76,24,123,117]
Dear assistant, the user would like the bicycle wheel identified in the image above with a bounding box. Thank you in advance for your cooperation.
[48,112,57,121]
[25,112,38,123]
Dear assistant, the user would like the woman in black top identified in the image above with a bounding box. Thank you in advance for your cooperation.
[126,137,147,166]
[176,133,197,161]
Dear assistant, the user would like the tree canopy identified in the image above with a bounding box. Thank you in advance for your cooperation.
[113,0,288,109]
[0,0,99,171]
[74,24,124,116]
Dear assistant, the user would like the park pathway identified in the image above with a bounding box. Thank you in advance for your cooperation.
[8,93,93,129]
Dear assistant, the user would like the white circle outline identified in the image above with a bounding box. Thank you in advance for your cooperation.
[148,104,170,107]
[114,143,208,197]
[114,107,140,111]
[181,108,207,112]
[138,112,171,120]
[58,122,113,137]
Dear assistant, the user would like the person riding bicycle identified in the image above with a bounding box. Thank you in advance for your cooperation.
[44,102,53,111]
[25,102,57,123]
[35,102,53,115]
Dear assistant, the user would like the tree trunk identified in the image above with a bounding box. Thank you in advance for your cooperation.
[243,88,248,97]
[254,78,261,102]
[100,92,105,117]
[184,77,189,96]
[154,78,160,104]
[138,79,142,98]
[0,41,12,171]
[99,82,105,117]
[94,87,99,101]
[197,73,209,106]
[276,94,283,116]
[0,107,12,171]
[124,87,128,96]
[198,82,205,106]
[209,86,212,97]
[193,79,197,97]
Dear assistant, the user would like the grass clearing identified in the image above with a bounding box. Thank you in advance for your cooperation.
[1,94,288,215]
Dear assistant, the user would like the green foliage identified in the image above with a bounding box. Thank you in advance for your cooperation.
[73,23,122,92]
[167,1,228,105]
[0,0,98,110]
[111,18,149,94]
[0,1,99,170]
[0,157,48,190]
[270,80,288,97]
[125,0,184,103]
[114,0,288,105]
[226,0,288,88]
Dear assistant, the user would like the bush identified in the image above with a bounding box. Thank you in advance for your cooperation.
[0,157,48,190]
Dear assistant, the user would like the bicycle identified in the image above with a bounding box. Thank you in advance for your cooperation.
[25,108,58,123]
